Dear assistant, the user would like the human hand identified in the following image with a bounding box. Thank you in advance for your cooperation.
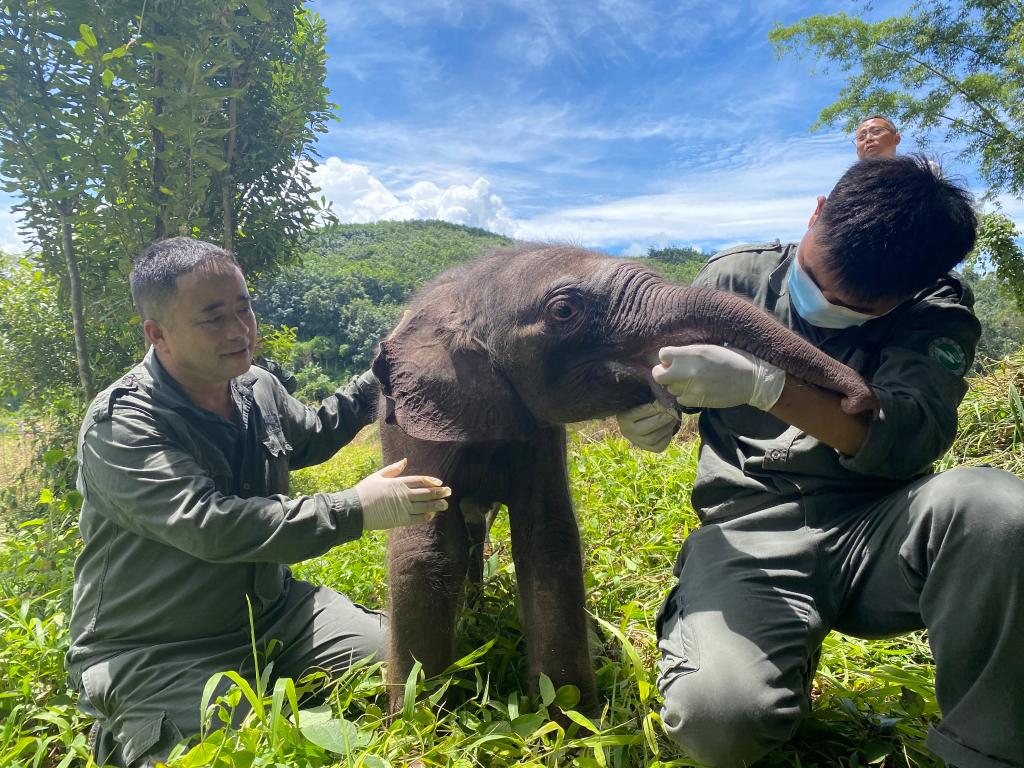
[653,345,786,411]
[615,401,679,452]
[356,458,451,531]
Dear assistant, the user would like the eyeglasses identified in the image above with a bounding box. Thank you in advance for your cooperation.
[853,125,892,144]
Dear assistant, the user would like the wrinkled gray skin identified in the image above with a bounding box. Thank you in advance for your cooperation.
[372,244,875,714]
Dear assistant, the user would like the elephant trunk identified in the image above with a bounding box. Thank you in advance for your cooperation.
[631,281,877,414]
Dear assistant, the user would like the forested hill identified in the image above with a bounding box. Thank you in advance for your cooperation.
[253,221,510,394]
[252,221,710,398]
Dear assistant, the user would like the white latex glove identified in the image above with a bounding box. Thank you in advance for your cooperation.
[653,344,786,411]
[616,401,680,452]
[356,459,451,531]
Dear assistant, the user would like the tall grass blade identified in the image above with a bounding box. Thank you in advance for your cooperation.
[402,660,422,721]
[1009,382,1024,447]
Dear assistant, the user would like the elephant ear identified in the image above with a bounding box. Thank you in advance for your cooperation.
[372,314,536,443]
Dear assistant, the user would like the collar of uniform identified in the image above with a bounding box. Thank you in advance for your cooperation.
[143,347,194,414]
[769,243,797,298]
[143,347,260,422]
[231,371,259,429]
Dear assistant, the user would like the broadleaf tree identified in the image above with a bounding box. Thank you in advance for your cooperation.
[770,1,1024,310]
[0,0,334,404]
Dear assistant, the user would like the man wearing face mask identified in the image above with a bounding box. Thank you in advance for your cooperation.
[617,156,1024,768]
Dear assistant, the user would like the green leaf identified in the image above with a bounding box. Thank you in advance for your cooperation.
[102,69,114,89]
[863,739,893,763]
[565,709,599,734]
[43,449,66,466]
[538,673,556,707]
[553,684,581,710]
[402,659,422,720]
[1009,383,1024,443]
[642,711,660,756]
[199,672,226,732]
[102,45,128,61]
[506,691,519,720]
[247,0,271,21]
[296,705,332,727]
[299,716,358,755]
[440,638,495,674]
[37,488,53,505]
[510,712,546,738]
[79,24,97,48]
[268,677,293,746]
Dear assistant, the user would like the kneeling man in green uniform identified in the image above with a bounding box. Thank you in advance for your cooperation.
[67,237,451,766]
[617,156,1023,768]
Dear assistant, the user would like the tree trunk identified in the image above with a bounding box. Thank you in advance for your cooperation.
[59,202,95,400]
[222,69,238,252]
[152,54,167,240]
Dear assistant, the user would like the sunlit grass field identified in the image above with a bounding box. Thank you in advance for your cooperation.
[2,352,1021,767]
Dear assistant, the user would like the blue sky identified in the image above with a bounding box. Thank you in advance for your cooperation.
[2,0,1020,255]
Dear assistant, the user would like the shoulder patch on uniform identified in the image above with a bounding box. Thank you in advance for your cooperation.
[928,337,968,376]
[89,375,141,423]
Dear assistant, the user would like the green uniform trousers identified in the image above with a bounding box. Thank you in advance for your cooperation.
[656,466,1024,768]
[79,579,385,767]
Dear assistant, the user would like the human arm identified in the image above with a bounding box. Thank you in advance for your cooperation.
[277,369,380,469]
[649,345,869,455]
[651,298,978,476]
[769,374,868,456]
[80,407,447,563]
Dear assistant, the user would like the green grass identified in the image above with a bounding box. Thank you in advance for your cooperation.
[4,356,1024,766]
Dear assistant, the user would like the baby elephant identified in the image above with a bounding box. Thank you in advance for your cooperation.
[372,244,872,714]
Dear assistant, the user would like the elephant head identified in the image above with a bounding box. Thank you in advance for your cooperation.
[373,244,874,441]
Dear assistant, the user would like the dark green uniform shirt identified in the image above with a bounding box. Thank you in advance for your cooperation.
[689,242,981,521]
[66,348,379,676]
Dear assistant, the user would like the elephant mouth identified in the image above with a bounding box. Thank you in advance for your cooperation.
[614,349,678,410]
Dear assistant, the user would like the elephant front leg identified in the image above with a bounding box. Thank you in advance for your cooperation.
[386,507,469,712]
[505,431,598,715]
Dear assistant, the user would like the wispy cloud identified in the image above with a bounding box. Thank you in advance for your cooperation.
[313,130,1024,258]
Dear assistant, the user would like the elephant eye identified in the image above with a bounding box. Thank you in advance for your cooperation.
[547,298,580,322]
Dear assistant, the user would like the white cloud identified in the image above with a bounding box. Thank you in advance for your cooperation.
[312,157,517,235]
[0,205,27,255]
[512,136,853,250]
[311,141,1024,258]
[621,242,652,257]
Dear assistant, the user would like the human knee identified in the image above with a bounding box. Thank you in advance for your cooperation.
[660,679,801,767]
[924,467,1024,550]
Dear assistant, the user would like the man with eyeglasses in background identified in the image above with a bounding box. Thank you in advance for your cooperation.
[854,115,901,159]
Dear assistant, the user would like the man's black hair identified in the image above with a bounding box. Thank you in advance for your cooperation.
[130,237,240,320]
[815,155,977,301]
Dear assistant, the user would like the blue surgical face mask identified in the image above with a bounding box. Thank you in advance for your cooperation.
[787,251,880,329]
